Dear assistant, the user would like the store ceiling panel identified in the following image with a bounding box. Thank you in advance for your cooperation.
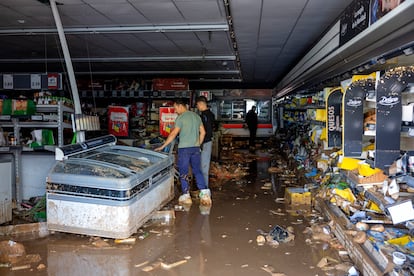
[0,0,352,89]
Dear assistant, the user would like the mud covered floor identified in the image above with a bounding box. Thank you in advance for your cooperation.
[1,150,350,276]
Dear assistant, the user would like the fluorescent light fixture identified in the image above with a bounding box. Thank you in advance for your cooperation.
[0,24,229,35]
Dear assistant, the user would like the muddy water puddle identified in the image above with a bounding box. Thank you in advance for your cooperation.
[1,151,349,276]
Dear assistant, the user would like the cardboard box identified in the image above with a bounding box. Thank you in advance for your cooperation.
[284,187,311,205]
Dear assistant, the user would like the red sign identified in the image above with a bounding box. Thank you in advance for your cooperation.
[47,73,59,90]
[152,78,189,91]
[108,106,129,137]
[159,107,177,137]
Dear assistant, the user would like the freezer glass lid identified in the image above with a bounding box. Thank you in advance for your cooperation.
[83,152,152,172]
[53,162,130,178]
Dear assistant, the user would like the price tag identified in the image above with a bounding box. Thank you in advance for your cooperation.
[30,74,41,89]
[3,74,13,89]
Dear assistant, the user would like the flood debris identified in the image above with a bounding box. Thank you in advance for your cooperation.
[256,235,266,246]
[261,265,287,276]
[262,225,295,247]
[134,260,149,268]
[150,209,175,225]
[269,209,286,216]
[141,261,161,272]
[10,264,31,271]
[114,237,136,245]
[91,237,111,248]
[161,259,187,270]
[0,240,26,264]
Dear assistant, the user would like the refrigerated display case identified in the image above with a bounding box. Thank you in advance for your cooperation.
[219,99,245,120]
[46,135,174,239]
[218,98,273,137]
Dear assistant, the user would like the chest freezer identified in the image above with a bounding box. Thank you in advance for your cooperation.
[46,135,174,239]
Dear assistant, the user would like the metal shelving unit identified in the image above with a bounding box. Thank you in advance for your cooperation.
[0,102,73,147]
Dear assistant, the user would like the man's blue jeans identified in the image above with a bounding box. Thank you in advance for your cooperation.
[177,147,207,194]
[201,141,212,187]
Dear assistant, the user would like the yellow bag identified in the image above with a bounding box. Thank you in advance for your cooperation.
[338,156,361,170]
[320,128,327,141]
[331,188,356,203]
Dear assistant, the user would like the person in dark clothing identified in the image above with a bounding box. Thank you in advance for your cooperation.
[245,105,258,151]
[196,96,216,188]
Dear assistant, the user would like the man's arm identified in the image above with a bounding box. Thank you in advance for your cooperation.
[199,124,206,146]
[155,126,180,151]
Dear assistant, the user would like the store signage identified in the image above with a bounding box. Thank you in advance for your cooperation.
[199,91,210,100]
[108,106,129,137]
[339,0,370,46]
[346,98,362,107]
[152,78,189,91]
[3,74,13,89]
[375,75,403,170]
[159,107,177,137]
[326,88,343,148]
[30,74,41,89]
[378,95,399,106]
[343,83,367,157]
[47,73,59,90]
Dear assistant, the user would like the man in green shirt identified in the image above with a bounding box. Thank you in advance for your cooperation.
[155,98,212,207]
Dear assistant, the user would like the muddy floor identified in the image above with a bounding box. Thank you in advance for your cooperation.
[1,150,350,276]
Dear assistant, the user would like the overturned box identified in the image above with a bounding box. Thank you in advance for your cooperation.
[284,187,312,205]
[46,135,174,239]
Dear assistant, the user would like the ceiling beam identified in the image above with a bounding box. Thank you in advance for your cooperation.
[0,55,236,63]
[74,70,240,75]
[0,24,229,35]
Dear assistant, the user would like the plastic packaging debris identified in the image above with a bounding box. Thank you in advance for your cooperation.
[266,225,295,243]
[138,232,149,240]
[348,266,360,276]
[349,211,367,223]
[0,240,26,264]
[151,210,175,224]
[392,251,406,265]
[256,235,266,246]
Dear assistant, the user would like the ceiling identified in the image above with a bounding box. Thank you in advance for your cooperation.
[0,0,353,90]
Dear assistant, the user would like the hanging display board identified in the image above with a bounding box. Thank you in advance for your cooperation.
[375,67,413,171]
[343,83,367,156]
[339,0,370,46]
[152,78,189,91]
[326,88,343,148]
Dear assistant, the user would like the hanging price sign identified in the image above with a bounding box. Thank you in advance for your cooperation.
[3,74,13,89]
[31,74,41,89]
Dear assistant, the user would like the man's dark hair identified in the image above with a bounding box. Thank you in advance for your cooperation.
[196,96,208,104]
[174,98,189,106]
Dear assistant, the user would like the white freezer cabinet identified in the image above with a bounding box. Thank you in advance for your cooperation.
[46,135,175,239]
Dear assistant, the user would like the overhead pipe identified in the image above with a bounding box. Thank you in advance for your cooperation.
[49,0,84,142]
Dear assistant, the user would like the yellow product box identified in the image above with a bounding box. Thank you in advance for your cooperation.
[284,187,312,205]
[315,109,326,122]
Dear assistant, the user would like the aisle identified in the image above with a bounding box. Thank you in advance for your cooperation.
[0,150,351,276]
